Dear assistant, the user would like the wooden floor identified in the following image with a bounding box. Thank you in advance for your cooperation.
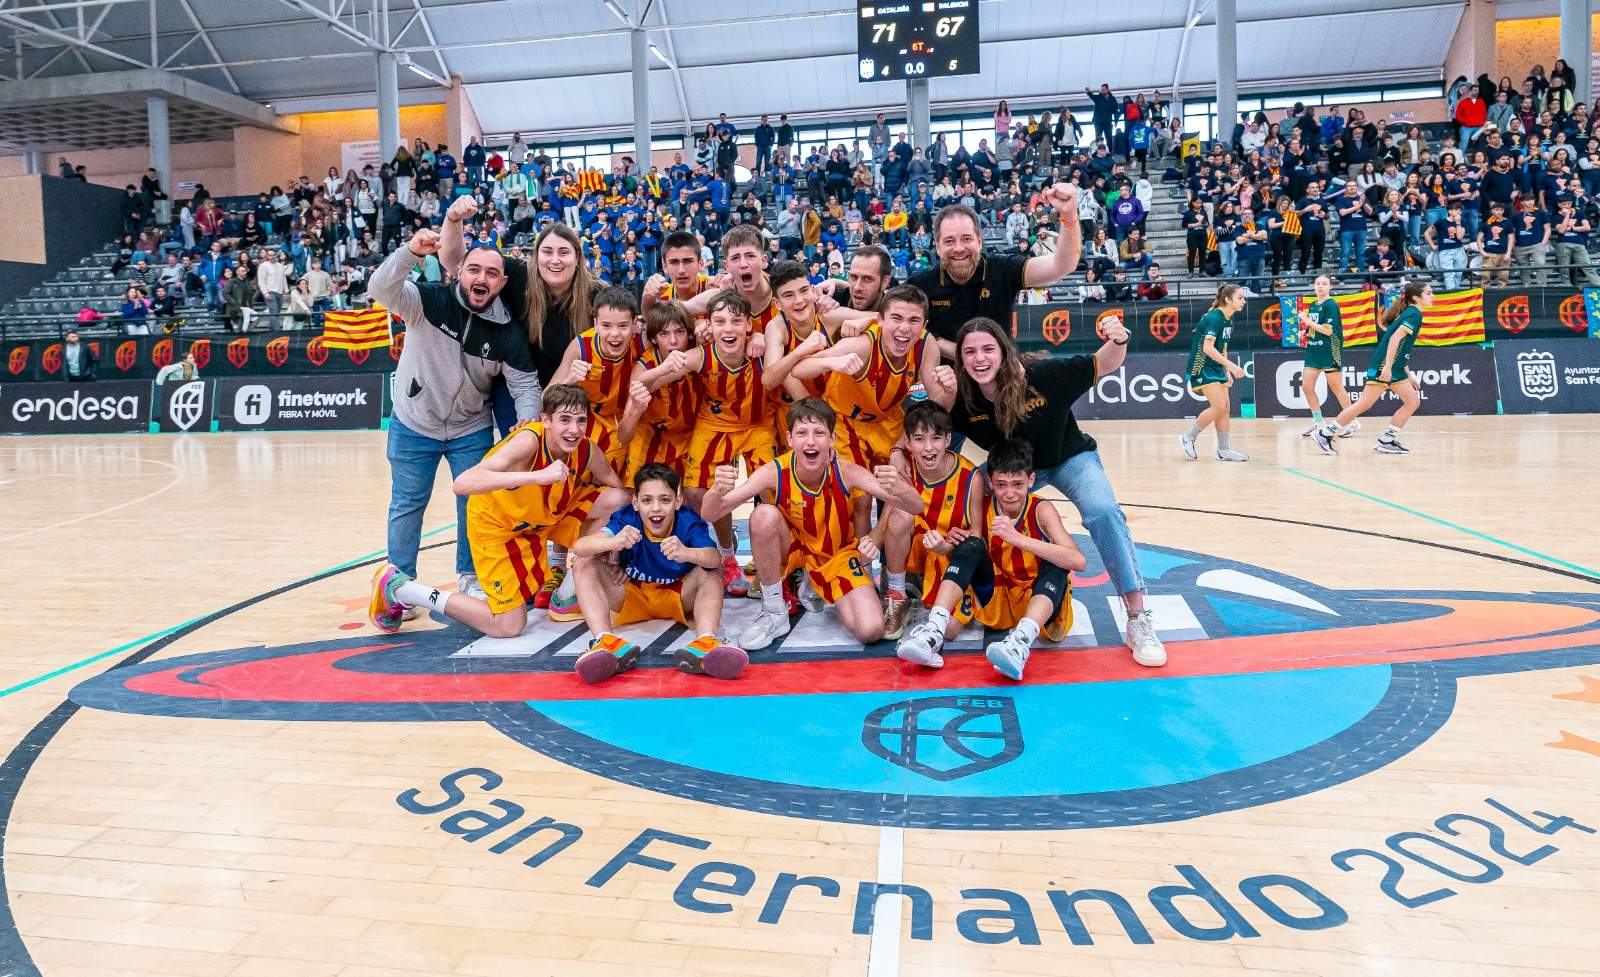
[3,416,1599,977]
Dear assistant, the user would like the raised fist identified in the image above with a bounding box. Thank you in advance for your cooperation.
[566,359,594,385]
[446,196,479,223]
[612,524,643,549]
[408,229,441,256]
[530,459,569,485]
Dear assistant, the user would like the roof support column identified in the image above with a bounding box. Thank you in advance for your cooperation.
[23,151,44,176]
[631,8,651,175]
[1561,0,1591,107]
[1215,0,1237,147]
[147,95,172,224]
[907,78,930,159]
[377,50,401,161]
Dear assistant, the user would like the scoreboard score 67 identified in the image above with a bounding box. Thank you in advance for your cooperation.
[857,0,980,82]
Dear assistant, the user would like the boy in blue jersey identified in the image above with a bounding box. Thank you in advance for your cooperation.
[569,463,748,683]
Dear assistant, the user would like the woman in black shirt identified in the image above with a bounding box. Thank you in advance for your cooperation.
[929,315,1167,668]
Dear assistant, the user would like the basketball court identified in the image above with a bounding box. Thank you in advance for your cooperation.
[3,416,1598,977]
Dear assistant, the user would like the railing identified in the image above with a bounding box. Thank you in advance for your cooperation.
[0,310,338,343]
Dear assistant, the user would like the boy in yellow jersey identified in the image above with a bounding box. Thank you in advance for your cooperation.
[642,231,712,314]
[702,398,926,651]
[875,400,986,640]
[680,225,791,334]
[638,289,774,597]
[895,440,1086,680]
[368,385,630,638]
[569,463,747,684]
[553,286,647,479]
[618,301,699,479]
[793,284,945,538]
[760,260,878,440]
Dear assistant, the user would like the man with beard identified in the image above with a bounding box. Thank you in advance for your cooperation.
[909,189,1083,358]
[827,244,894,312]
[368,227,544,614]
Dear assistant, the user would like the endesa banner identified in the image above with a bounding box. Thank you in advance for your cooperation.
[1253,346,1501,418]
[1011,288,1598,355]
[1076,353,1246,421]
[215,374,385,432]
[2,331,405,383]
[0,379,152,435]
[1495,339,1600,414]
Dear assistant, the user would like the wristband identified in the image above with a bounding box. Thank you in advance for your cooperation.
[1113,337,1129,346]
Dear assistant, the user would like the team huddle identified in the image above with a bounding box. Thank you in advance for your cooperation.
[366,224,1086,684]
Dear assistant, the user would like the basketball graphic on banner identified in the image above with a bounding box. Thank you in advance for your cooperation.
[1495,294,1530,334]
[1040,309,1070,346]
[189,338,211,370]
[1558,294,1587,332]
[151,338,174,369]
[390,330,406,361]
[41,344,61,375]
[6,346,26,376]
[1148,306,1179,343]
[266,336,291,368]
[115,341,138,372]
[1094,308,1123,341]
[306,336,329,367]
[227,337,250,368]
[1260,304,1283,339]
[348,346,371,365]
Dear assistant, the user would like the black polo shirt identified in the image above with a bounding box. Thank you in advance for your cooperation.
[908,252,1030,344]
[949,354,1099,469]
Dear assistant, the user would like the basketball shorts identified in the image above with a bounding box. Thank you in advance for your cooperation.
[833,416,900,470]
[625,423,691,483]
[615,579,691,626]
[685,424,778,489]
[468,485,600,614]
[972,581,1074,641]
[784,545,873,605]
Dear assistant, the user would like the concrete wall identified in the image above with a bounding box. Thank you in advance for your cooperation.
[446,79,484,157]
[0,175,122,306]
[1496,14,1600,84]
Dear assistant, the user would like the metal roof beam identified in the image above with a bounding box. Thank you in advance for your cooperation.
[0,8,148,69]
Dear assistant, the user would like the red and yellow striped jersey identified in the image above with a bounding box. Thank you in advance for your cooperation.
[913,453,981,538]
[751,293,781,332]
[574,328,646,421]
[638,346,699,435]
[779,315,835,402]
[984,494,1052,590]
[773,450,858,564]
[662,274,711,302]
[467,421,595,534]
[823,328,927,424]
[693,343,770,433]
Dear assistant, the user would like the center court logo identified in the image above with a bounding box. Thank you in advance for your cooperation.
[1517,349,1559,400]
[69,543,1600,831]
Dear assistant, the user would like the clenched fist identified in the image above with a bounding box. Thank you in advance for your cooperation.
[408,229,441,256]
[530,459,569,485]
[446,196,479,223]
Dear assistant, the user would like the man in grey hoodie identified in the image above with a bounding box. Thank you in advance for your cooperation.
[368,227,542,602]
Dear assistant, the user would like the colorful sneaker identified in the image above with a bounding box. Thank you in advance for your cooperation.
[368,564,409,634]
[547,589,584,622]
[985,628,1032,680]
[739,609,791,651]
[882,590,911,641]
[895,620,946,668]
[722,554,750,598]
[1178,433,1197,460]
[535,568,565,609]
[575,633,640,684]
[676,634,749,679]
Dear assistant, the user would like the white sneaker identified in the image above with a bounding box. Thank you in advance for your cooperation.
[1374,436,1409,455]
[895,621,946,668]
[458,573,486,601]
[1301,423,1320,437]
[797,576,826,614]
[739,609,791,651]
[1216,447,1249,462]
[1311,428,1337,455]
[1178,433,1197,460]
[1338,420,1361,438]
[985,628,1032,680]
[1126,610,1167,667]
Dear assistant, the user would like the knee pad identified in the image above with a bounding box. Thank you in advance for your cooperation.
[1031,563,1069,618]
[941,536,992,591]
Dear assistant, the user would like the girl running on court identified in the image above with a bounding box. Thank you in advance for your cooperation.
[1314,281,1432,455]
[1301,274,1357,449]
[1178,284,1249,462]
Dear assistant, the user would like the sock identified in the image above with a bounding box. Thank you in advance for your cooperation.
[719,543,736,559]
[1218,431,1232,451]
[926,605,951,634]
[1310,406,1324,424]
[1383,424,1401,440]
[554,570,577,602]
[548,547,568,572]
[886,571,906,596]
[761,582,784,614]
[1185,422,1201,440]
[1013,617,1041,644]
[396,580,450,612]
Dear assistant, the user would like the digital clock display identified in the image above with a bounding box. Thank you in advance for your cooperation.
[857,0,980,82]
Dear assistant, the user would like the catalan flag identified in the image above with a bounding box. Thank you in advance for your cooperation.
[578,169,607,194]
[1301,291,1380,346]
[1416,287,1485,346]
[322,307,391,350]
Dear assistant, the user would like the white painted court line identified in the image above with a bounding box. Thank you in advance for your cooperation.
[866,824,905,977]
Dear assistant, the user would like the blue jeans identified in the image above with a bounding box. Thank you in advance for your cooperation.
[1338,229,1364,272]
[1218,240,1237,276]
[490,375,518,439]
[1033,449,1144,597]
[386,415,493,577]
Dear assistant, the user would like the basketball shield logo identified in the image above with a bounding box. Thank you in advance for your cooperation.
[862,695,1024,782]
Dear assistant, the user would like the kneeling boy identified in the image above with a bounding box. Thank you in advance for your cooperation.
[702,397,925,651]
[894,440,1085,680]
[568,463,748,683]
[368,384,629,638]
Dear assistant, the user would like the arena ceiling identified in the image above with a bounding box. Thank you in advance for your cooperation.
[0,0,1464,144]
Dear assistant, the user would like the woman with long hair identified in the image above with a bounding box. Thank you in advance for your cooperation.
[1314,281,1432,455]
[1300,274,1357,446]
[1178,284,1249,462]
[927,315,1168,668]
[994,99,1011,139]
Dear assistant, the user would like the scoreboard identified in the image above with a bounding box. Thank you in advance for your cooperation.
[857,0,979,82]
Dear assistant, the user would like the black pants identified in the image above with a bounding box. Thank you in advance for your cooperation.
[942,537,1068,619]
[1270,233,1298,275]
[1298,225,1326,273]
[1185,230,1209,273]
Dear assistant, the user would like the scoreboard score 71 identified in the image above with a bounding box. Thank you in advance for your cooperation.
[857,0,980,82]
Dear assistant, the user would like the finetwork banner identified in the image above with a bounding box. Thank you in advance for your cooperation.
[1253,347,1501,418]
[215,374,385,432]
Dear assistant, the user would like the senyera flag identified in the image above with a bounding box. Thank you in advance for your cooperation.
[322,306,391,351]
[1417,287,1486,346]
[1294,291,1379,347]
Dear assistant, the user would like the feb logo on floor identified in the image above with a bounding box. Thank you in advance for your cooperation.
[71,541,1600,831]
